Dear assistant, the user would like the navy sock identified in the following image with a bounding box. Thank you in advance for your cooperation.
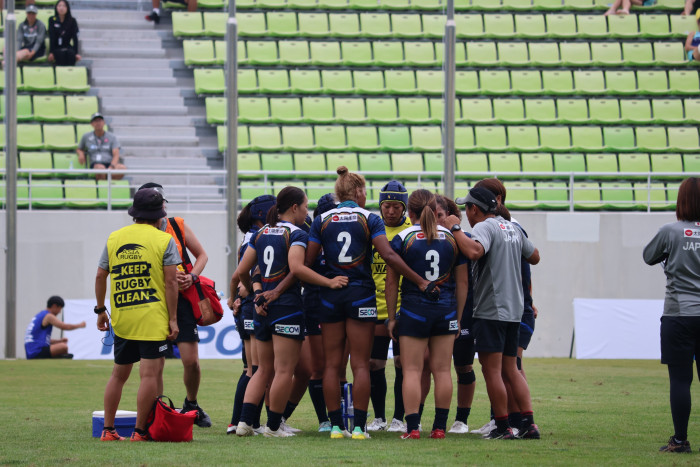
[230,372,250,425]
[329,409,345,429]
[369,368,387,421]
[494,415,509,433]
[405,413,420,433]
[103,426,115,431]
[354,409,367,432]
[490,406,495,420]
[393,367,404,421]
[240,402,257,426]
[267,411,283,432]
[433,407,449,431]
[308,379,328,423]
[509,412,522,428]
[455,407,470,424]
[521,411,534,427]
[265,405,271,422]
[283,401,298,420]
[254,396,264,428]
[418,403,425,419]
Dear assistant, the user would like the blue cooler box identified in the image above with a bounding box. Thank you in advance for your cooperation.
[92,410,137,438]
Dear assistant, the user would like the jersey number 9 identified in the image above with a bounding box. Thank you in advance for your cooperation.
[263,245,274,277]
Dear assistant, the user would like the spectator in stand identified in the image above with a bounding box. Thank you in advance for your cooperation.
[48,0,81,66]
[24,296,86,360]
[77,113,127,181]
[16,4,47,63]
[604,0,657,15]
[685,10,700,61]
[684,0,700,16]
[146,0,198,24]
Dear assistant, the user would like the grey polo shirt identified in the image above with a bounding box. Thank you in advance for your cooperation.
[470,216,536,323]
[78,130,120,166]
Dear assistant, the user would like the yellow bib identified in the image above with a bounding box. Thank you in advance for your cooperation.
[373,217,413,320]
[107,223,172,341]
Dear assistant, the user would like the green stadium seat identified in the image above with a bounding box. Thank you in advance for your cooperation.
[215,41,232,66]
[327,152,359,171]
[250,126,283,151]
[483,13,515,38]
[498,43,529,66]
[521,152,554,177]
[314,126,347,151]
[605,70,636,95]
[576,15,607,37]
[360,13,392,38]
[202,12,227,36]
[651,99,684,124]
[556,99,588,123]
[603,127,635,151]
[529,42,560,66]
[404,42,437,66]
[359,153,391,176]
[184,40,215,66]
[379,127,411,151]
[651,153,684,178]
[475,126,507,152]
[30,180,64,208]
[291,70,321,94]
[240,181,271,201]
[639,14,670,38]
[217,125,230,152]
[64,180,99,208]
[259,69,290,93]
[287,0,317,7]
[456,127,477,152]
[416,70,443,95]
[542,70,574,95]
[546,14,578,38]
[489,152,521,176]
[423,153,444,175]
[467,42,498,66]
[172,12,204,36]
[347,126,380,151]
[319,70,352,94]
[311,42,342,65]
[65,96,98,122]
[459,99,492,123]
[574,70,605,94]
[16,95,33,121]
[536,181,570,209]
[32,96,65,122]
[279,40,310,65]
[44,125,77,151]
[669,71,698,95]
[55,67,89,92]
[353,71,385,94]
[560,42,591,66]
[571,126,604,152]
[618,153,650,178]
[670,14,697,35]
[455,71,479,95]
[455,14,484,39]
[247,41,279,65]
[239,69,257,94]
[321,0,350,8]
[391,14,423,38]
[685,98,700,123]
[23,67,55,92]
[683,154,700,172]
[607,14,638,37]
[493,98,525,124]
[504,181,537,209]
[385,70,417,95]
[282,126,315,151]
[53,152,86,178]
[380,0,411,10]
[306,179,337,201]
[422,14,445,38]
[266,12,298,37]
[540,127,572,152]
[19,151,52,178]
[479,71,510,95]
[553,152,585,174]
[524,99,556,123]
[592,42,622,65]
[586,153,618,177]
[516,14,546,38]
[366,98,397,123]
[198,0,228,7]
[600,182,634,210]
[329,13,360,37]
[17,124,43,150]
[573,182,602,210]
[299,13,329,37]
[435,42,467,66]
[239,97,269,123]
[336,98,368,123]
[654,42,685,65]
[194,69,224,94]
[341,42,373,66]
[637,70,668,95]
[636,127,668,152]
[295,153,326,179]
[261,153,295,177]
[668,127,699,152]
[633,182,668,211]
[391,153,424,177]
[205,97,226,124]
[588,99,620,124]
[666,182,681,207]
[413,0,444,10]
[426,98,444,123]
[237,153,261,179]
[302,97,334,123]
[269,98,302,124]
[411,126,442,152]
[374,42,405,66]
[454,152,487,178]
[619,44,652,67]
[508,126,540,151]
[511,70,543,95]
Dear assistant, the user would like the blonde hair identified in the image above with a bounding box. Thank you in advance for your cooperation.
[334,166,366,203]
[409,189,438,244]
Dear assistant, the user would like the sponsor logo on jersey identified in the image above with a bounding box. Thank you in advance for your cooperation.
[358,307,377,318]
[244,319,254,330]
[449,320,458,331]
[416,232,447,240]
[683,242,700,251]
[417,232,425,239]
[275,324,301,335]
[159,344,168,353]
[684,229,700,238]
[332,214,358,222]
[264,227,286,235]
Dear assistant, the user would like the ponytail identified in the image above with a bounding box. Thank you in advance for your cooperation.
[266,204,279,227]
[419,204,438,244]
[408,189,438,244]
[334,166,366,203]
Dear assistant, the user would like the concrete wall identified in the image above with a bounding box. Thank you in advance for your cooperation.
[0,210,674,359]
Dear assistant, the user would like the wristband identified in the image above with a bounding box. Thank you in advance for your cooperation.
[94,306,107,314]
[254,289,263,295]
[190,273,199,282]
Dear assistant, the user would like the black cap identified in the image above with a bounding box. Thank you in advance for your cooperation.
[90,112,104,122]
[455,187,497,213]
[138,182,165,199]
[26,4,38,13]
[128,188,167,220]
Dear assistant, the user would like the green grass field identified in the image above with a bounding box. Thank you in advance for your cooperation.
[0,358,698,466]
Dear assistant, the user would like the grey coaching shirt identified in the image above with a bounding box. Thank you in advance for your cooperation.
[470,216,536,322]
[643,221,700,317]
[78,130,120,166]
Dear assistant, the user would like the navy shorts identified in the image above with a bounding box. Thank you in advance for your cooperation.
[397,303,459,339]
[27,346,52,359]
[660,316,700,366]
[114,335,168,365]
[519,310,535,350]
[254,304,305,342]
[371,334,392,360]
[320,286,378,323]
[453,317,475,367]
[175,294,200,343]
[242,300,256,337]
[302,293,323,337]
[473,319,519,357]
[234,311,249,342]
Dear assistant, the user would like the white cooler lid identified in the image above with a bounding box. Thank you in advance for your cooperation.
[92,410,137,417]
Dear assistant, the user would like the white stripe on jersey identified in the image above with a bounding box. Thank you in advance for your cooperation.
[321,206,372,220]
[396,224,454,241]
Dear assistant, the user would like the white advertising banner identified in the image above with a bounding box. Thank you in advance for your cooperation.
[573,298,663,359]
[63,299,243,360]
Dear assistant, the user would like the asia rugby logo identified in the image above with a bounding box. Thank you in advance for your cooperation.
[116,243,145,259]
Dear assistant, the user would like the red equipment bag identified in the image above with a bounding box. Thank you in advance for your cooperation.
[147,395,197,442]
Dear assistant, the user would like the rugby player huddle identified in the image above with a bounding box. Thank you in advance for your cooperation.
[227,166,540,440]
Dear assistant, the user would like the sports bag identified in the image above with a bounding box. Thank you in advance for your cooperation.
[147,395,197,442]
[168,218,224,326]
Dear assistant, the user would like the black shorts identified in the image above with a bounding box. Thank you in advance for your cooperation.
[29,346,52,359]
[371,334,392,360]
[234,311,250,342]
[320,286,377,323]
[303,293,323,336]
[473,319,520,357]
[397,304,459,339]
[242,300,256,337]
[660,316,700,366]
[175,294,200,343]
[254,304,305,342]
[114,335,168,365]
[519,310,535,350]
[453,328,475,367]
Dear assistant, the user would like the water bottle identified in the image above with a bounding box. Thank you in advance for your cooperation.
[69,160,74,170]
[344,383,354,431]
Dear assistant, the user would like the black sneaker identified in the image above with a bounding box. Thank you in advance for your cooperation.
[659,437,691,453]
[182,399,212,428]
[57,353,74,359]
[516,423,541,439]
[484,427,516,439]
[145,11,160,24]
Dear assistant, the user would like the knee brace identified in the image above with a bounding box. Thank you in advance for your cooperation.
[516,357,522,371]
[457,370,475,385]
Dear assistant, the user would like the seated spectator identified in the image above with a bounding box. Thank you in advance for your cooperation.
[77,113,127,181]
[604,0,657,15]
[685,10,700,61]
[146,0,198,24]
[17,4,47,63]
[48,0,81,66]
[684,0,700,16]
[25,296,86,360]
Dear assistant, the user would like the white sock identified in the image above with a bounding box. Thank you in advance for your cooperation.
[153,8,160,14]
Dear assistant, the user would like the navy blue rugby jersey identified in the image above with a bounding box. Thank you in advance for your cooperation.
[390,225,466,305]
[237,227,259,304]
[308,202,386,288]
[248,221,308,306]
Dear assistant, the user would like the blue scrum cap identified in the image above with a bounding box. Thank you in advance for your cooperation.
[379,180,408,210]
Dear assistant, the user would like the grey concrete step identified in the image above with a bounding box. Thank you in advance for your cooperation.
[73,9,151,21]
[119,135,200,147]
[92,68,174,79]
[79,29,172,40]
[110,115,198,127]
[97,87,184,98]
[126,157,210,168]
[122,146,212,158]
[72,0,154,10]
[117,126,197,137]
[89,58,177,70]
[102,104,188,116]
[84,40,163,50]
[78,19,160,30]
[93,76,178,87]
[81,46,167,59]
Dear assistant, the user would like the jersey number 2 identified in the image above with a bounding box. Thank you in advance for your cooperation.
[338,232,352,263]
[425,250,439,281]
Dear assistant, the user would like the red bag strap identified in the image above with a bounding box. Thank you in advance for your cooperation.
[168,218,192,267]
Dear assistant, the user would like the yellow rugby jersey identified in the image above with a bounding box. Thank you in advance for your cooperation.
[373,216,413,320]
[107,223,173,341]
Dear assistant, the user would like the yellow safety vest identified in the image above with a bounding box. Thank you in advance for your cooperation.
[106,223,172,340]
[372,217,413,320]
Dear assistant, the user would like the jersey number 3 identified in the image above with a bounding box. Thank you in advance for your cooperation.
[425,250,439,281]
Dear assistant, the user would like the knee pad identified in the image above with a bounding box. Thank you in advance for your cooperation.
[457,370,475,385]
[516,357,522,371]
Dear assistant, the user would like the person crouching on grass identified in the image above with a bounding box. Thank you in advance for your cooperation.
[95,188,180,441]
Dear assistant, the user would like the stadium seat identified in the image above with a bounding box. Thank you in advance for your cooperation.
[64,180,100,208]
[390,153,424,176]
[670,14,697,35]
[654,42,685,65]
[636,127,668,152]
[411,126,442,152]
[459,99,492,124]
[267,12,298,37]
[314,126,347,151]
[358,153,391,176]
[279,40,311,65]
[330,13,360,37]
[455,14,484,39]
[237,153,261,179]
[65,96,98,122]
[378,127,411,151]
[310,42,342,65]
[391,14,423,38]
[685,98,700,123]
[669,71,699,94]
[529,42,559,66]
[23,67,54,92]
[261,153,295,177]
[516,14,546,38]
[683,154,700,172]
[622,43,654,65]
[521,152,554,177]
[52,152,85,178]
[416,70,443,95]
[637,70,669,95]
[327,152,359,171]
[586,153,618,177]
[535,181,570,210]
[360,13,392,38]
[172,12,204,36]
[239,69,257,94]
[423,153,444,175]
[509,70,542,95]
[652,99,684,124]
[504,181,537,209]
[573,70,605,94]
[306,179,337,201]
[621,99,653,124]
[508,126,540,151]
[55,67,89,92]
[605,70,636,95]
[17,124,43,150]
[203,12,227,36]
[96,180,131,208]
[422,14,445,38]
[366,98,397,124]
[539,127,571,152]
[591,42,622,65]
[546,14,578,38]
[479,71,510,95]
[239,97,270,123]
[282,126,315,151]
[30,180,64,208]
[604,127,635,151]
[493,99,525,124]
[247,41,279,65]
[560,42,591,66]
[299,13,329,37]
[342,42,373,66]
[474,126,506,152]
[398,98,434,124]
[573,182,603,210]
[498,43,529,66]
[205,97,226,124]
[588,99,620,124]
[347,126,380,151]
[524,99,556,123]
[259,69,291,93]
[668,127,699,152]
[294,153,326,179]
[571,126,604,152]
[542,70,573,95]
[302,97,334,123]
[607,14,638,37]
[19,151,53,178]
[413,0,443,10]
[194,69,225,94]
[489,152,521,176]
[601,182,634,210]
[16,95,33,121]
[240,181,271,201]
[384,70,417,95]
[374,42,405,66]
[291,70,321,94]
[250,126,283,151]
[633,181,668,211]
[576,15,607,38]
[33,96,65,122]
[184,40,215,66]
[556,99,587,123]
[553,152,585,175]
[331,98,364,123]
[618,153,650,178]
[639,14,670,38]
[466,42,498,66]
[43,125,77,151]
